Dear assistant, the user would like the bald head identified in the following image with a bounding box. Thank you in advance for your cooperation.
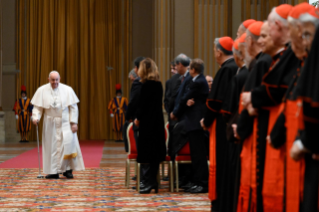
[49,70,60,79]
[268,8,290,46]
[206,75,213,90]
[48,70,60,89]
[258,22,273,55]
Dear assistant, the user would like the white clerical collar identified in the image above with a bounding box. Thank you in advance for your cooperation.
[276,48,285,54]
[236,64,246,75]
[192,74,200,82]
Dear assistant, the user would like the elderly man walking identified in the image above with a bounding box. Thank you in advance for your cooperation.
[31,71,85,179]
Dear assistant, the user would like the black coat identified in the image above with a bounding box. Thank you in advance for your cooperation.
[175,74,209,132]
[125,77,142,121]
[136,80,166,163]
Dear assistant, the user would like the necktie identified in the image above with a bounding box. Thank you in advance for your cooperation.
[181,76,185,83]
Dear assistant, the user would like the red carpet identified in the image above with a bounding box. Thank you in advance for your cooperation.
[0,140,105,168]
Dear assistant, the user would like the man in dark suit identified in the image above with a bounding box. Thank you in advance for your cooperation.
[174,58,209,193]
[170,54,192,120]
[167,54,192,187]
[169,54,192,154]
[164,61,180,115]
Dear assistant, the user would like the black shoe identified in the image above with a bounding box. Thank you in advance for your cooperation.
[181,182,193,190]
[25,140,29,142]
[63,170,73,179]
[139,184,158,194]
[131,182,146,190]
[162,176,169,181]
[190,185,208,193]
[45,174,59,179]
[132,176,137,181]
[184,185,197,192]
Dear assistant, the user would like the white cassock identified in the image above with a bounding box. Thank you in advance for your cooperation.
[31,83,85,174]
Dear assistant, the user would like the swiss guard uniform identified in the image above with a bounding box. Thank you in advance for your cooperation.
[15,85,33,142]
[108,84,128,141]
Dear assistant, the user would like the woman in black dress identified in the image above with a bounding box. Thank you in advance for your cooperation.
[134,58,166,194]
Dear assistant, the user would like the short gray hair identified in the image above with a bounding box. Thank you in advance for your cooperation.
[299,13,319,27]
[270,7,289,26]
[246,30,260,42]
[175,53,191,67]
[128,69,137,78]
[214,38,233,55]
[49,70,60,78]
[232,46,242,57]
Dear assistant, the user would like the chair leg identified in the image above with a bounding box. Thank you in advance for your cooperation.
[125,159,128,187]
[158,163,162,189]
[175,161,179,192]
[126,159,131,188]
[161,163,165,180]
[137,163,141,192]
[135,161,138,176]
[169,161,174,192]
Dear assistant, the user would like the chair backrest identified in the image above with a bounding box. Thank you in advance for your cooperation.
[177,142,190,155]
[164,124,169,156]
[126,123,137,155]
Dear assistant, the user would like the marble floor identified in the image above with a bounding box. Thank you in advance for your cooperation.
[0,140,127,168]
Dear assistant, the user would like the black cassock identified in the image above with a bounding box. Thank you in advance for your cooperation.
[203,58,238,211]
[236,52,272,212]
[237,46,300,212]
[220,65,249,212]
[294,27,319,212]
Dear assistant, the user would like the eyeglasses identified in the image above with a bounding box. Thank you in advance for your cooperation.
[302,32,313,41]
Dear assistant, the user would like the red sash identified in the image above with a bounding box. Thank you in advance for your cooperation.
[262,104,285,212]
[208,119,217,201]
[237,94,257,212]
[285,100,305,212]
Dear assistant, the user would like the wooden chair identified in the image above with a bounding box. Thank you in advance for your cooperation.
[124,123,137,188]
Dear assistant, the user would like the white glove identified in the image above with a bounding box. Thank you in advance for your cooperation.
[110,114,114,118]
[15,115,18,120]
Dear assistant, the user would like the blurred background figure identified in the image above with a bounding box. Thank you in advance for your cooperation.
[205,75,213,92]
[15,85,33,143]
[108,84,128,141]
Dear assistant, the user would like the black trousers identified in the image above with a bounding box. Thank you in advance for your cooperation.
[133,124,149,183]
[188,129,209,187]
[301,154,319,212]
[143,162,160,185]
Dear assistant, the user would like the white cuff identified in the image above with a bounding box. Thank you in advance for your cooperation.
[294,139,304,150]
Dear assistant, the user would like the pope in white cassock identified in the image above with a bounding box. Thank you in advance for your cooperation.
[31,71,85,179]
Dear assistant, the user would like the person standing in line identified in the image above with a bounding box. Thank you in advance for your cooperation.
[134,58,166,194]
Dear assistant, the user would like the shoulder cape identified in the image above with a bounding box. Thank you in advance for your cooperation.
[31,83,80,110]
